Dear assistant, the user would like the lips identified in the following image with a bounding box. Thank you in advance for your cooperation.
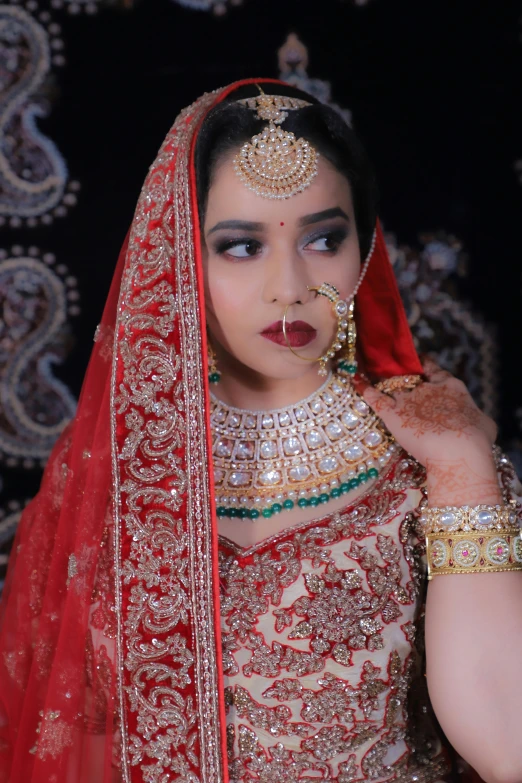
[261,320,317,348]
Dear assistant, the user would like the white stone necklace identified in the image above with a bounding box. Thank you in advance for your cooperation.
[210,372,396,521]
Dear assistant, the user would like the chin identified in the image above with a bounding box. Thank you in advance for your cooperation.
[243,360,321,383]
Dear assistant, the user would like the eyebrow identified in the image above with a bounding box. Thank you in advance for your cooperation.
[206,207,349,236]
[207,219,264,235]
[298,207,349,226]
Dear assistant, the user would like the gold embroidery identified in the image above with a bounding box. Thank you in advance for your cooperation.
[111,89,227,782]
[233,726,331,781]
[220,458,450,781]
[226,685,310,738]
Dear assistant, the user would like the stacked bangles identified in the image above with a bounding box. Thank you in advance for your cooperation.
[420,503,522,579]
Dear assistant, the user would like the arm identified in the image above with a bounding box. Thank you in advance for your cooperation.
[359,363,522,783]
[425,449,522,783]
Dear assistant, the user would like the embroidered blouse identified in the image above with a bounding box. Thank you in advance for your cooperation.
[218,452,451,783]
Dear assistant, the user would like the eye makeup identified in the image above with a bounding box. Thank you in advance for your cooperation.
[302,226,349,253]
[210,224,350,260]
[213,237,263,259]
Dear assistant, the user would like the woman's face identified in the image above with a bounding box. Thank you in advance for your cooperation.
[202,154,362,384]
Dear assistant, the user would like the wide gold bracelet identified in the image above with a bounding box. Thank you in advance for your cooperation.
[426,531,522,579]
[420,503,518,535]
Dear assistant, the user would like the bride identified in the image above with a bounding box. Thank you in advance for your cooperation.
[1,79,521,783]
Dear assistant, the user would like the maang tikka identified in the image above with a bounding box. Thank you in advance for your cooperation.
[234,92,319,199]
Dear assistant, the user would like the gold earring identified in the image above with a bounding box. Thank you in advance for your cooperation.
[337,299,358,377]
[208,341,221,384]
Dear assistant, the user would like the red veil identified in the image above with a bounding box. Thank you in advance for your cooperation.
[0,80,422,783]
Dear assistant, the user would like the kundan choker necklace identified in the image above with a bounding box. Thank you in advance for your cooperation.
[210,372,397,520]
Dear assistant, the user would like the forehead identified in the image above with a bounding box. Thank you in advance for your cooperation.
[204,155,354,228]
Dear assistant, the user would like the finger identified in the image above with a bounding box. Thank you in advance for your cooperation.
[421,355,443,373]
[420,352,442,368]
[362,385,398,415]
[421,357,452,384]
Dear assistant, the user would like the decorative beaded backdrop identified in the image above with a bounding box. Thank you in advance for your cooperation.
[0,245,79,464]
[1,0,521,589]
[0,4,80,228]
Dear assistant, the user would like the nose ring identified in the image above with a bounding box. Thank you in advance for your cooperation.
[282,283,355,377]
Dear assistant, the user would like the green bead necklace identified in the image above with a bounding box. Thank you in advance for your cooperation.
[216,467,379,520]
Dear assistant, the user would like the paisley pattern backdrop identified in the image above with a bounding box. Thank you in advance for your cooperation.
[1,0,521,589]
[0,3,79,227]
[0,244,79,466]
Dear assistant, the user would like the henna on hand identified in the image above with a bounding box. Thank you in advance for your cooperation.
[426,456,502,506]
[398,384,482,439]
[361,358,497,471]
[362,388,396,415]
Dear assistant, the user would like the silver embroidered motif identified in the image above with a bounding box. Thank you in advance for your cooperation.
[219,455,450,782]
[112,90,227,783]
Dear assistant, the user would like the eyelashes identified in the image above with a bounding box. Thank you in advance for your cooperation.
[214,237,262,259]
[304,227,348,253]
[212,227,349,260]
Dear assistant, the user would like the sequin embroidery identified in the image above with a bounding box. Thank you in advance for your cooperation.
[219,455,450,782]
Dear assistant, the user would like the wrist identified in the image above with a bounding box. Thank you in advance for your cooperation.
[426,450,502,507]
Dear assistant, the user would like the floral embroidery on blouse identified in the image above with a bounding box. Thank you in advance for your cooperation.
[219,454,450,782]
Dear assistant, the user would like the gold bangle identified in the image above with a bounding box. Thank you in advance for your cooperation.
[426,531,522,579]
[420,503,518,536]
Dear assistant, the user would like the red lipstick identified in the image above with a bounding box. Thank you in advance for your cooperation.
[261,320,317,348]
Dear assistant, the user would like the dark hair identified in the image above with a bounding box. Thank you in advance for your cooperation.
[195,82,379,259]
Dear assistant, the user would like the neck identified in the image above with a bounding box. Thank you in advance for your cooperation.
[211,360,333,412]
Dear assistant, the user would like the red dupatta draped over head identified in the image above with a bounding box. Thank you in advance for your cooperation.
[0,80,422,783]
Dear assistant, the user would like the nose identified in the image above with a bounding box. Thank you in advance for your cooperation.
[261,243,312,307]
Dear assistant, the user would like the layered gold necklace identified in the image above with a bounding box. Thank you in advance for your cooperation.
[210,372,396,520]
